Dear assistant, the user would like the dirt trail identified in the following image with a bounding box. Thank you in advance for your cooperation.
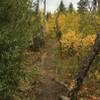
[18,38,100,100]
[35,69,68,100]
[35,39,68,100]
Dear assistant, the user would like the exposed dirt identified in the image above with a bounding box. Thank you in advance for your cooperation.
[35,39,68,100]
[35,69,68,100]
[17,38,100,100]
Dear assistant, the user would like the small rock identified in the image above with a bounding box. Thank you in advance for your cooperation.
[60,96,70,100]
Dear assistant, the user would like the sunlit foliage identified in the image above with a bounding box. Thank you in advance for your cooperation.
[60,32,96,57]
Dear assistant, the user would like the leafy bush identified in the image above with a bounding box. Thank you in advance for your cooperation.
[82,34,96,51]
[0,0,32,99]
[0,30,23,99]
[60,32,96,57]
[32,15,45,51]
[60,32,81,57]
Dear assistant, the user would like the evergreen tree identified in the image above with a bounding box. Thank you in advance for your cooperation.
[77,0,95,34]
[44,0,47,16]
[98,0,100,15]
[68,3,74,13]
[77,0,88,14]
[58,0,66,12]
[93,0,100,15]
[46,12,52,21]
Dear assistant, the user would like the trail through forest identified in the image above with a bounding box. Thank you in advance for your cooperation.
[18,38,100,100]
[35,39,68,100]
[33,38,100,100]
[1,0,100,100]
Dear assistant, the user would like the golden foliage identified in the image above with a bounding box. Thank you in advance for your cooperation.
[57,14,65,28]
[60,32,81,56]
[65,13,80,32]
[82,34,96,49]
[45,17,55,37]
[60,32,96,57]
[57,13,80,33]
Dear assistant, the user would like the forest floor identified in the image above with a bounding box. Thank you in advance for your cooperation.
[17,38,100,100]
[34,39,68,100]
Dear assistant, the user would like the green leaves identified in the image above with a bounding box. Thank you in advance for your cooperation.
[0,0,33,99]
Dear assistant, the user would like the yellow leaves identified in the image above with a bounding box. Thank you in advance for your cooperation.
[60,32,96,57]
[95,16,100,31]
[45,17,55,37]
[57,13,80,33]
[61,32,80,43]
[57,14,65,27]
[65,13,80,32]
[95,16,100,24]
[94,70,100,80]
[68,79,76,90]
[60,32,81,56]
[82,34,96,49]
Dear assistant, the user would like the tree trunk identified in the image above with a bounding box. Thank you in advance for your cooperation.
[67,32,100,100]
[44,0,46,17]
[36,0,40,15]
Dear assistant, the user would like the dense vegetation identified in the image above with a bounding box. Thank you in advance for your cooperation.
[0,0,100,100]
[0,0,33,99]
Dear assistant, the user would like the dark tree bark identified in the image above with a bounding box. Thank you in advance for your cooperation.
[67,32,100,100]
[67,1,100,99]
[44,0,46,17]
[35,0,40,15]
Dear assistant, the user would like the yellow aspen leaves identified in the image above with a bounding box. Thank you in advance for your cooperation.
[57,14,65,29]
[82,34,96,49]
[60,32,96,57]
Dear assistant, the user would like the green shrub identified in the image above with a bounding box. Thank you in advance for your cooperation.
[0,0,32,99]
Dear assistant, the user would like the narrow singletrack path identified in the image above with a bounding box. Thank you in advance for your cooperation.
[35,39,68,100]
